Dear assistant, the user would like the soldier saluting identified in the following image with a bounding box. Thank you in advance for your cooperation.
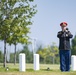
[57,22,73,72]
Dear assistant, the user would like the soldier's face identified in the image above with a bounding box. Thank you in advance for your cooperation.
[61,24,66,31]
[61,24,67,27]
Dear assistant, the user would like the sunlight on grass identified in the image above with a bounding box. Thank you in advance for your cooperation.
[0,63,76,75]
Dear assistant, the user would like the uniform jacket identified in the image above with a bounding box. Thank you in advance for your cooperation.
[57,30,73,50]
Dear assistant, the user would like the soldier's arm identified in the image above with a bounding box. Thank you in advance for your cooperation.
[57,31,63,38]
[67,31,73,38]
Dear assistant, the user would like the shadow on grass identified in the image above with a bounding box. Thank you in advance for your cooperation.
[0,67,18,72]
[0,67,60,72]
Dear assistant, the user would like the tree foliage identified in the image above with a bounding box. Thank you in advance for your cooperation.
[0,42,60,64]
[20,44,33,63]
[37,43,59,64]
[71,35,76,55]
[0,0,37,67]
[0,50,3,63]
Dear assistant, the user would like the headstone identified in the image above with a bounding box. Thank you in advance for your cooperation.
[19,53,26,72]
[71,55,76,71]
[34,54,39,70]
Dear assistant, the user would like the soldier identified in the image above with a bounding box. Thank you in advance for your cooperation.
[57,22,73,71]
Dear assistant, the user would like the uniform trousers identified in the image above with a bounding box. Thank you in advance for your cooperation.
[59,50,71,71]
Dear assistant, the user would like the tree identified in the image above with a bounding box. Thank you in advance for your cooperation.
[49,43,59,64]
[0,0,37,67]
[0,50,3,63]
[37,42,59,64]
[38,47,48,64]
[71,35,76,55]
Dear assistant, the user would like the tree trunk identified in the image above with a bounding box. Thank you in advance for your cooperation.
[44,57,46,64]
[52,56,55,64]
[3,37,7,68]
[14,44,16,65]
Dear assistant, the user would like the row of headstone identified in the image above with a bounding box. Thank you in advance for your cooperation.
[19,53,39,72]
[19,53,76,72]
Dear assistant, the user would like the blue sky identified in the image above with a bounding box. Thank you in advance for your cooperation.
[0,0,76,52]
[29,0,76,45]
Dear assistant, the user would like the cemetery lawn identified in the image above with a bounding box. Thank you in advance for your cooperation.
[0,63,76,75]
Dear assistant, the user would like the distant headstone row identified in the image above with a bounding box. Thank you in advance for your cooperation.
[19,53,39,72]
[19,53,76,72]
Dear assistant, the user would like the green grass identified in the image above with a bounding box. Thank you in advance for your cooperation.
[0,63,76,75]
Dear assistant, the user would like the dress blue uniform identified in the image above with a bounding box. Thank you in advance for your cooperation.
[57,22,73,71]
